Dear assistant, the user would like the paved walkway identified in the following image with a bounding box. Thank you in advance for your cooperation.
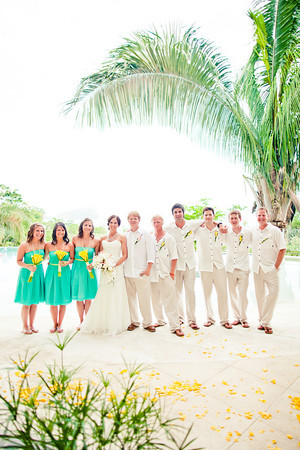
[0,294,299,449]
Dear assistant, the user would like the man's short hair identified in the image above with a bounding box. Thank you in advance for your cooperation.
[171,203,185,215]
[127,210,141,220]
[203,206,215,216]
[151,214,164,223]
[256,207,269,215]
[228,209,242,219]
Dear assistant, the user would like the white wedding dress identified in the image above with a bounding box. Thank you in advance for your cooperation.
[81,240,130,335]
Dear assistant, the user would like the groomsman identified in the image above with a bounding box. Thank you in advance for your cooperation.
[165,203,200,329]
[150,215,184,337]
[225,210,252,328]
[195,207,232,329]
[252,207,286,334]
[124,211,156,332]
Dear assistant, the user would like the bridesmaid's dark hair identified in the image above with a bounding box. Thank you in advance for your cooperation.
[51,222,69,245]
[107,215,121,227]
[26,223,45,243]
[78,218,95,239]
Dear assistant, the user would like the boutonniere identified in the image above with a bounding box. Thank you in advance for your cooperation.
[214,231,218,242]
[159,241,166,251]
[239,235,243,246]
[134,234,143,245]
[261,237,269,244]
[184,230,192,239]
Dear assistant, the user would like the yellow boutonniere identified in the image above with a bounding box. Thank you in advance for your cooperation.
[55,250,68,277]
[78,250,94,279]
[159,241,166,251]
[214,231,218,242]
[184,230,192,239]
[28,253,43,282]
[239,235,243,246]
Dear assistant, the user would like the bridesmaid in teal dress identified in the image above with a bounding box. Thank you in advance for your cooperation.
[45,222,74,333]
[71,218,99,329]
[14,223,45,335]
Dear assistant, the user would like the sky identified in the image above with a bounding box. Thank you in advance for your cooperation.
[0,0,255,229]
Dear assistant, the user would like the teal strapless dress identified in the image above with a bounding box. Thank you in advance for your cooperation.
[71,247,98,301]
[45,251,72,306]
[14,250,45,305]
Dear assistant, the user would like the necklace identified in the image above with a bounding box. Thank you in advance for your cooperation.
[107,233,118,242]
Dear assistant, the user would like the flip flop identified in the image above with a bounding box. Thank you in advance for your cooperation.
[30,327,39,333]
[57,327,64,333]
[50,326,57,333]
[257,325,265,331]
[173,329,184,337]
[190,322,200,330]
[264,326,273,334]
[232,320,241,326]
[223,322,233,329]
[203,321,213,327]
[241,321,250,328]
[22,329,33,335]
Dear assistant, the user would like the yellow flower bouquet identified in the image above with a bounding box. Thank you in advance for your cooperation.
[78,250,94,279]
[28,253,43,282]
[55,250,68,277]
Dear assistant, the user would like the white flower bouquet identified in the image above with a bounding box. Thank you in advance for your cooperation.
[92,252,116,283]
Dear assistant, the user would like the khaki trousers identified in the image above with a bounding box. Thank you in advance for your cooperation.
[227,269,249,322]
[253,267,279,327]
[151,276,180,332]
[125,276,153,328]
[175,267,197,324]
[200,266,229,324]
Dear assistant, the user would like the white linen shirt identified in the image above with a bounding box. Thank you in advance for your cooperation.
[150,233,178,282]
[165,220,201,271]
[195,226,224,272]
[252,223,286,274]
[124,228,155,278]
[225,228,252,272]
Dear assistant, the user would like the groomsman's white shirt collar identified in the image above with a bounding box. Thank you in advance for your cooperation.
[225,227,252,272]
[195,225,224,272]
[252,223,286,274]
[165,220,200,271]
[124,228,155,278]
[150,233,178,282]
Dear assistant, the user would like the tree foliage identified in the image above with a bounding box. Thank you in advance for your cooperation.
[0,185,44,246]
[65,0,300,229]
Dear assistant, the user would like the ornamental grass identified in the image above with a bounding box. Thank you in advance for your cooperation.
[0,331,201,449]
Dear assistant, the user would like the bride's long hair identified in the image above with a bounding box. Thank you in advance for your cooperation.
[107,215,121,227]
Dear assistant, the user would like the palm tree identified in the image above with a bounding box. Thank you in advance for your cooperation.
[65,0,300,228]
[0,204,31,245]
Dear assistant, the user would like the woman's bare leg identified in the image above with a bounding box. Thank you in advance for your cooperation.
[21,305,32,334]
[29,304,38,332]
[50,305,58,332]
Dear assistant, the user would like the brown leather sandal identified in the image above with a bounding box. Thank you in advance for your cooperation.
[174,329,184,337]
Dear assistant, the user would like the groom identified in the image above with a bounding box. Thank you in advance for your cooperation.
[124,211,156,332]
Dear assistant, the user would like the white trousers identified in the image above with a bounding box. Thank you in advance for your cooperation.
[151,276,180,332]
[125,276,153,328]
[253,267,279,327]
[227,269,249,322]
[175,267,197,324]
[200,266,229,324]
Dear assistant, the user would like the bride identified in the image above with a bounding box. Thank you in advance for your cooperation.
[81,215,130,335]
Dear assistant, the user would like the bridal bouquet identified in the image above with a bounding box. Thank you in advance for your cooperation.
[92,252,116,283]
